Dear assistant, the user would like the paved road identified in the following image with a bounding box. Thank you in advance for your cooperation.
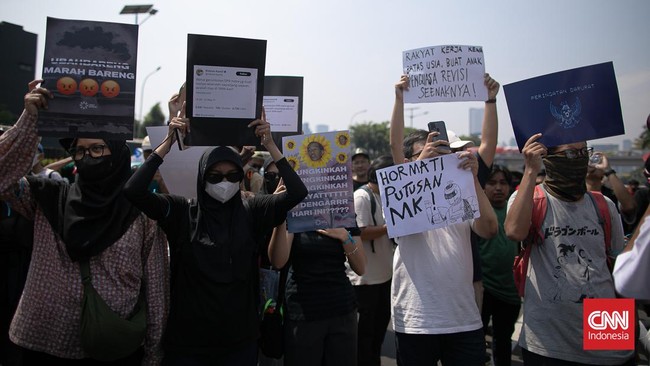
[380,308,649,366]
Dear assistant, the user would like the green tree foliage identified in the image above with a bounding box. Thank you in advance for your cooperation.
[349,121,417,159]
[634,126,650,150]
[135,103,166,139]
[0,104,16,126]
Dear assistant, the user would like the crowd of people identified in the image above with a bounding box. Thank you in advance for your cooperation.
[0,73,649,366]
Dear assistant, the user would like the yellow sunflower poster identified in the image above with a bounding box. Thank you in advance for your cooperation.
[282,131,355,233]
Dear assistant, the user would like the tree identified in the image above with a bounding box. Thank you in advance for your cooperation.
[349,121,417,159]
[634,126,650,150]
[135,102,166,139]
[0,104,16,126]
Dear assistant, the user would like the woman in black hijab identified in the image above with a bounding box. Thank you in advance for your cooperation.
[0,80,169,365]
[123,107,307,365]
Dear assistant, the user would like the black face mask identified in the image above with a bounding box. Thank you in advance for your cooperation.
[543,154,588,201]
[75,155,113,181]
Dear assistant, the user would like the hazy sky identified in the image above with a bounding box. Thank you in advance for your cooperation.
[2,0,648,147]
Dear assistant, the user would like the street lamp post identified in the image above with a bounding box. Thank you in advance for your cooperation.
[139,66,161,123]
[120,4,158,25]
[350,109,367,125]
[405,107,428,128]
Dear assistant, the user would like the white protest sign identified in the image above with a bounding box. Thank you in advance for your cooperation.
[402,45,487,103]
[263,95,299,132]
[377,154,479,238]
[147,126,209,199]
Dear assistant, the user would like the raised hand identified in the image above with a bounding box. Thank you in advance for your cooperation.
[168,92,181,120]
[522,133,547,174]
[457,150,479,177]
[24,79,53,116]
[169,101,189,141]
[417,131,450,160]
[248,107,273,148]
[484,73,500,101]
[395,74,409,102]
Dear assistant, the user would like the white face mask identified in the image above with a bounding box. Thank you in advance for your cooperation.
[205,181,240,203]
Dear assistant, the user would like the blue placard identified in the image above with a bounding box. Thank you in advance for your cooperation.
[504,62,624,150]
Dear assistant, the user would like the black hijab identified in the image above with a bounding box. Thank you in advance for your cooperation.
[189,146,256,283]
[31,139,139,261]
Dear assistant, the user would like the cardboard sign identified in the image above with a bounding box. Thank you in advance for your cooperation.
[376,154,479,238]
[185,34,266,146]
[39,17,138,140]
[283,131,355,233]
[147,126,209,199]
[504,62,624,150]
[402,45,487,103]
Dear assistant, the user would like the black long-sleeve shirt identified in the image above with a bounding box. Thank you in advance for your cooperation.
[124,153,307,356]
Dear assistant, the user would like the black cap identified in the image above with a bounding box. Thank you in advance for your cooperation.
[352,147,369,159]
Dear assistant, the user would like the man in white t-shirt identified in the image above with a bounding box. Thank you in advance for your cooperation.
[389,75,498,365]
[346,155,394,366]
[505,134,633,365]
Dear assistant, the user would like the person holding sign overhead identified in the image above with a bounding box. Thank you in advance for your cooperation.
[0,80,169,365]
[123,104,307,365]
[388,74,498,365]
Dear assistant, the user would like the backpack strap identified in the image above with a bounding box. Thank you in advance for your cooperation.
[528,185,548,245]
[515,185,548,297]
[587,191,613,269]
[360,185,377,253]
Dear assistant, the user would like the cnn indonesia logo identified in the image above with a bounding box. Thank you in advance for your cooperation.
[583,298,635,350]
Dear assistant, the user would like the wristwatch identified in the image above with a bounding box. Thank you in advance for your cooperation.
[604,169,616,177]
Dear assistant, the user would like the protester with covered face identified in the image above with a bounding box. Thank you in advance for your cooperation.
[505,134,633,365]
[123,105,307,365]
[0,80,169,365]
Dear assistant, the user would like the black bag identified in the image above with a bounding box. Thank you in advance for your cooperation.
[259,298,284,359]
[79,259,146,361]
[259,268,284,359]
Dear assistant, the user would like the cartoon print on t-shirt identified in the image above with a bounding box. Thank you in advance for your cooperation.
[545,242,595,303]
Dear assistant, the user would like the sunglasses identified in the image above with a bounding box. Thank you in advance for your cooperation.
[205,171,244,184]
[264,172,279,180]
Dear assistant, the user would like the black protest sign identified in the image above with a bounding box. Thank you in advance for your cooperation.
[185,34,266,146]
[39,17,138,140]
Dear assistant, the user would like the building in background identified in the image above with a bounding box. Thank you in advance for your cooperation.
[0,22,37,124]
[316,124,329,133]
[469,107,483,137]
[302,122,312,135]
[622,139,632,151]
[591,143,619,152]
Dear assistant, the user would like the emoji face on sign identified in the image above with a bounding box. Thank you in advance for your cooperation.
[101,80,120,98]
[56,77,77,95]
[79,79,99,97]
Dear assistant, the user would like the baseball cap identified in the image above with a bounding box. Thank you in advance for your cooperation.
[447,130,474,150]
[352,147,370,159]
